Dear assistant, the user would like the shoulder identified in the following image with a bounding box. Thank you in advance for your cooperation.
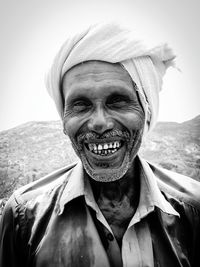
[15,162,77,203]
[1,162,77,222]
[147,160,200,210]
[0,162,78,255]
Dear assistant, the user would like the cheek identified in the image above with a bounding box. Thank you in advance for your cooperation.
[63,116,88,138]
[114,111,145,132]
[63,118,79,138]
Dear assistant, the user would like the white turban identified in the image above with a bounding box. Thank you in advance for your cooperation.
[46,21,176,133]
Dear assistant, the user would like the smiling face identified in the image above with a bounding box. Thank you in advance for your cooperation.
[62,61,145,182]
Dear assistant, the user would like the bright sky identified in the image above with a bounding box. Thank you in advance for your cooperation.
[0,0,200,131]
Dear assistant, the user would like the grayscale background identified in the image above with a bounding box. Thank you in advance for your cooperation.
[0,0,200,131]
[0,0,200,209]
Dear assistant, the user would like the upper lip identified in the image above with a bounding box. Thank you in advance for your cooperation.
[76,129,130,152]
[83,136,123,144]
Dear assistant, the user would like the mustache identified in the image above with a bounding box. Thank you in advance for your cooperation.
[77,129,130,144]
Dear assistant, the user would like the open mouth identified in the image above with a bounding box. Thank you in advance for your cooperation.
[85,140,123,156]
[76,129,135,181]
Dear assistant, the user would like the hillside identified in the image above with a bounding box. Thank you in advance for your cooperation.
[0,116,200,200]
[140,115,200,179]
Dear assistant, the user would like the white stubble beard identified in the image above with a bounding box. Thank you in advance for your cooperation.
[68,129,143,182]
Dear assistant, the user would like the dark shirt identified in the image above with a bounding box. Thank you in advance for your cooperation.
[0,156,200,267]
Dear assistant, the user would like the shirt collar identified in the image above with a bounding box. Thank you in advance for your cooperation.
[134,156,180,221]
[59,159,98,215]
[58,157,179,219]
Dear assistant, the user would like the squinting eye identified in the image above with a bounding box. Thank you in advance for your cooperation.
[107,95,129,107]
[72,100,91,112]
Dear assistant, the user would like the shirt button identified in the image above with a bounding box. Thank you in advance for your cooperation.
[107,233,114,241]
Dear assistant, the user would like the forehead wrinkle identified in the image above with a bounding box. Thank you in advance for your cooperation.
[64,60,132,82]
[65,69,132,87]
[62,61,137,100]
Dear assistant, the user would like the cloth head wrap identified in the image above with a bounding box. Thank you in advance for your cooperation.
[46,21,176,133]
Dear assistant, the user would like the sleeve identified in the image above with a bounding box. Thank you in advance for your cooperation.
[0,195,26,267]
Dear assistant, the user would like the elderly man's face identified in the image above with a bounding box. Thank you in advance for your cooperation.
[62,61,145,182]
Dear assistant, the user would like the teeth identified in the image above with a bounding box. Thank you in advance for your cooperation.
[89,144,94,151]
[98,144,103,150]
[103,143,109,150]
[116,141,120,148]
[87,141,122,155]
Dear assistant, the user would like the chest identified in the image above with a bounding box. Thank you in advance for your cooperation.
[97,195,136,243]
[31,200,112,267]
[27,199,191,267]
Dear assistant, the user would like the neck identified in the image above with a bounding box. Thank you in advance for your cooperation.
[88,158,140,208]
[87,158,140,244]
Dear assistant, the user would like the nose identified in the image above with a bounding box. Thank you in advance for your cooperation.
[87,107,114,134]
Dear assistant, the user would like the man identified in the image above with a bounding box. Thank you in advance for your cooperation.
[0,22,200,267]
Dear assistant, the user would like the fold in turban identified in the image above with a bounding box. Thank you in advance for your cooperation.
[46,21,176,133]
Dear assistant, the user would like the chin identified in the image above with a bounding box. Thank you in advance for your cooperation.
[80,151,133,182]
[70,129,143,182]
